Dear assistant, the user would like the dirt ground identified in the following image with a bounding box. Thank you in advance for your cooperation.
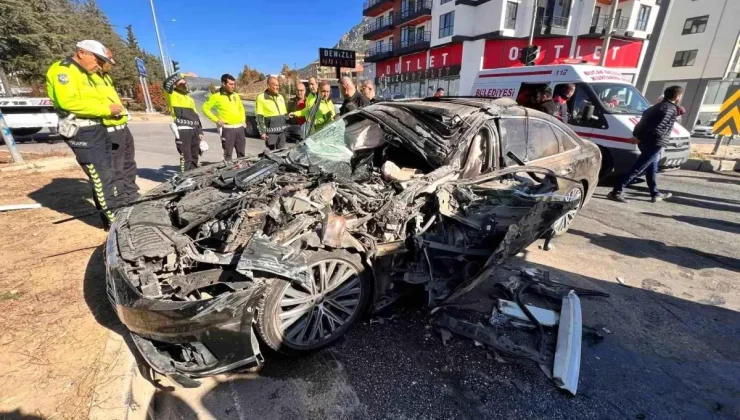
[692,143,740,161]
[0,166,115,419]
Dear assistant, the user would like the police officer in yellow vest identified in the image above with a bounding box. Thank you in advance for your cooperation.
[46,40,123,228]
[95,47,139,204]
[290,80,336,134]
[163,72,203,171]
[202,74,246,161]
[255,76,289,150]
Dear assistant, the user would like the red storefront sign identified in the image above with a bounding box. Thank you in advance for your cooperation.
[482,37,643,69]
[400,51,428,73]
[377,57,401,77]
[377,43,465,77]
[428,43,463,69]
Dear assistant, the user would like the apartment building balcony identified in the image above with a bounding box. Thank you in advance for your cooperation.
[364,15,395,40]
[363,0,394,17]
[533,15,569,36]
[397,1,432,26]
[395,31,431,56]
[365,43,395,63]
[589,14,629,34]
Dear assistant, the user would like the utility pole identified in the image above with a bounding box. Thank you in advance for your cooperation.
[599,0,619,66]
[569,0,585,58]
[528,0,538,46]
[149,0,169,77]
[0,112,24,164]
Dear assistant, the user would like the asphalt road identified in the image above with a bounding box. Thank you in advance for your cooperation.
[7,102,740,419]
[141,169,739,420]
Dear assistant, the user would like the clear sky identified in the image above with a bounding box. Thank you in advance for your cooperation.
[98,0,363,78]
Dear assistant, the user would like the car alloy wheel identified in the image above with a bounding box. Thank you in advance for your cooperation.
[552,186,583,237]
[256,251,369,354]
[280,258,362,347]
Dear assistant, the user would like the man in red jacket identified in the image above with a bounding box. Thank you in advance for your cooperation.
[288,82,307,125]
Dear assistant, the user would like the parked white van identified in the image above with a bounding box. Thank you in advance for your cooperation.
[470,64,691,178]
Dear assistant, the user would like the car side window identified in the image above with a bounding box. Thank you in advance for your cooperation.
[527,119,560,161]
[551,124,579,151]
[499,118,528,165]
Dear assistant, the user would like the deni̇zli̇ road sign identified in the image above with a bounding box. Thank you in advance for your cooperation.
[713,84,740,136]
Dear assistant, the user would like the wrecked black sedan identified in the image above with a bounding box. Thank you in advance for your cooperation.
[105,97,600,386]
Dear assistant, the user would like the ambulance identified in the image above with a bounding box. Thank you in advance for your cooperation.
[470,64,691,178]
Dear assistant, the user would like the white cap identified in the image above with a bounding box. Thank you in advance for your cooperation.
[76,40,112,64]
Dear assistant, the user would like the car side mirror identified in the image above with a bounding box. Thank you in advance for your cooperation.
[582,104,596,122]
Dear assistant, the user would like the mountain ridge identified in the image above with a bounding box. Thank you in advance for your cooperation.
[297,17,371,76]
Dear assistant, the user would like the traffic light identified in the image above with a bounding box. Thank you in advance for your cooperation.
[172,60,180,73]
[520,45,538,66]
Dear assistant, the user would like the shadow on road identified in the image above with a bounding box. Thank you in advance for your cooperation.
[28,177,106,229]
[641,212,740,235]
[137,165,181,183]
[11,132,64,144]
[626,185,740,207]
[569,228,740,271]
[0,409,47,420]
[670,173,740,186]
[134,258,740,420]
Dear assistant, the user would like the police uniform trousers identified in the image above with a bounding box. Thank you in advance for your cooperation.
[176,128,200,172]
[221,127,246,161]
[65,125,118,226]
[265,132,287,150]
[109,125,139,204]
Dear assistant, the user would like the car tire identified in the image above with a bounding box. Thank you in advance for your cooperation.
[598,146,614,182]
[551,184,584,237]
[255,250,370,355]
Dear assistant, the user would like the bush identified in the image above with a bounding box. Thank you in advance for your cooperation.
[135,83,168,113]
[28,84,47,97]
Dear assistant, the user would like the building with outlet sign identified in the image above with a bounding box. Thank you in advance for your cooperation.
[362,0,660,98]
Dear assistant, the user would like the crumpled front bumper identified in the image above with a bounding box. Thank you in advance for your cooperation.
[105,228,265,387]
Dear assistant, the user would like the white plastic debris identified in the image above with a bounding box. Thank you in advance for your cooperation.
[0,203,41,212]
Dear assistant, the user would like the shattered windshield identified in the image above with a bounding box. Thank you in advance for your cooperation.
[287,117,387,177]
[591,83,651,115]
[287,119,354,173]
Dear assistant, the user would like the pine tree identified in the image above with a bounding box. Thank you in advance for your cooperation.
[125,25,140,52]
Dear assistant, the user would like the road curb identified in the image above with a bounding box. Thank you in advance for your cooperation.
[681,158,740,172]
[88,331,154,420]
[0,156,77,173]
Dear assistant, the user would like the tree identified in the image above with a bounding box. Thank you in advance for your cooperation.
[281,63,292,77]
[125,25,140,52]
[0,0,78,81]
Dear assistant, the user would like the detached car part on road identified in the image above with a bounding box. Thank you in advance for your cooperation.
[105,98,600,386]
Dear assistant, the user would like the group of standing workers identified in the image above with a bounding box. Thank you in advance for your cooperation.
[44,39,403,230]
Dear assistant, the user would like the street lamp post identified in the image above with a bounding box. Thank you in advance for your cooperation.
[149,0,169,77]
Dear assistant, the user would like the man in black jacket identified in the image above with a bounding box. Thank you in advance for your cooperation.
[339,76,369,115]
[608,86,683,203]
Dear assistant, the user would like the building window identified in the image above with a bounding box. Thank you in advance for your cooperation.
[615,9,621,22]
[635,5,651,31]
[505,1,518,30]
[591,6,601,26]
[673,50,698,67]
[441,0,452,4]
[439,11,454,38]
[682,15,709,35]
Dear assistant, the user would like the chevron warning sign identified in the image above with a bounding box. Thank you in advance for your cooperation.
[713,85,740,136]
